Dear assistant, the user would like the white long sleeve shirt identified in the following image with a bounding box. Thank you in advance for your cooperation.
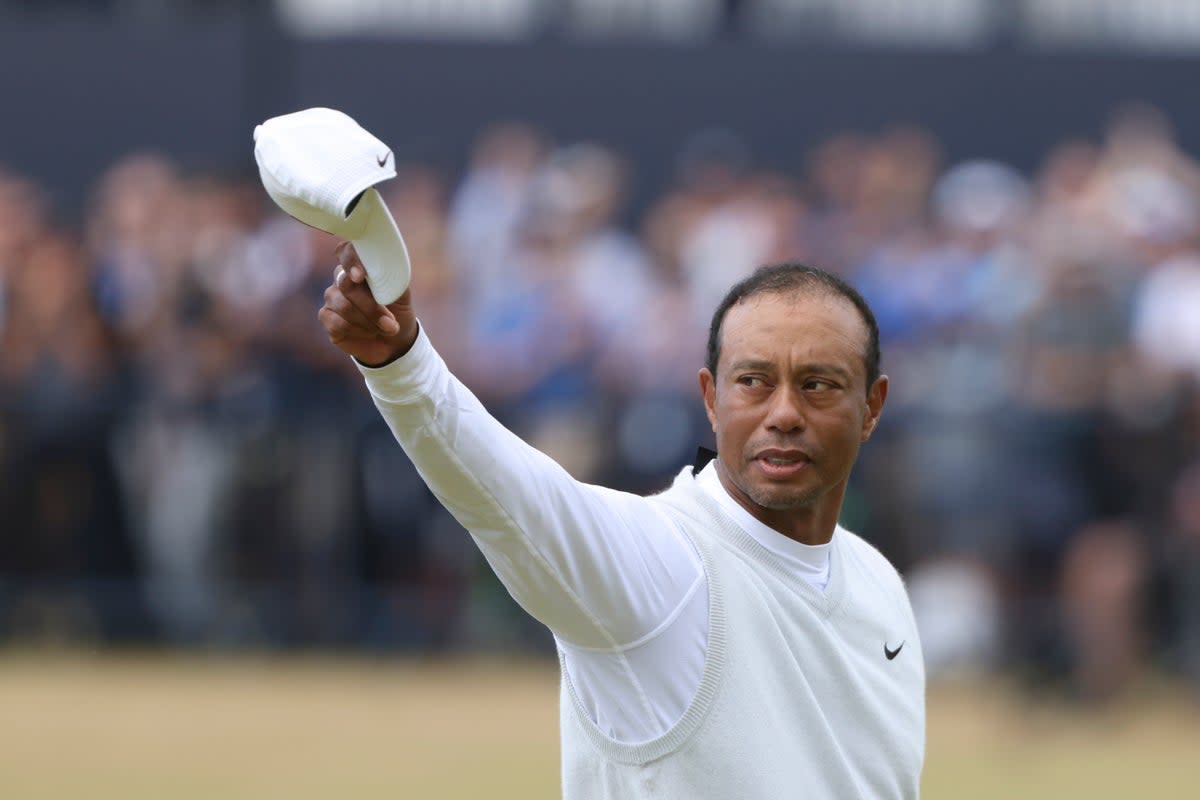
[359,323,834,744]
[360,325,925,798]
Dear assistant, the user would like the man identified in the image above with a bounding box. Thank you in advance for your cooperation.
[320,245,925,798]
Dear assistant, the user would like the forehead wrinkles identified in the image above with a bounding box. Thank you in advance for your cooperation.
[722,289,868,364]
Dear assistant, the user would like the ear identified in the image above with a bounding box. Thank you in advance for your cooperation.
[861,374,888,442]
[699,368,718,434]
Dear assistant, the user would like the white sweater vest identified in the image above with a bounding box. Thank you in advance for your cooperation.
[559,468,925,799]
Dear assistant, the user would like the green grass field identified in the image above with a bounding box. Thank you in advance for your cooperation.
[0,653,1195,798]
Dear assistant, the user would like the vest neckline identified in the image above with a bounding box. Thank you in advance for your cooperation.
[679,467,849,618]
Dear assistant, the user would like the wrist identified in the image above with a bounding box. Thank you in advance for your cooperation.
[356,320,420,368]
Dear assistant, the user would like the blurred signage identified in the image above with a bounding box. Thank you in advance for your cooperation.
[276,0,546,39]
[273,0,1200,51]
[562,0,720,40]
[748,0,996,47]
[1024,0,1200,51]
[275,0,718,39]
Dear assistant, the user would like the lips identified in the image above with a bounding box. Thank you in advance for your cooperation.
[753,448,811,478]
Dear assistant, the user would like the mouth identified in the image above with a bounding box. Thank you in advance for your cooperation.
[753,448,811,479]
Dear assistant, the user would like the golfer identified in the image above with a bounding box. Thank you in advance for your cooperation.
[320,244,924,799]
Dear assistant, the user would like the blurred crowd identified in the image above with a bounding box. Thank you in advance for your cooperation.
[2,103,1200,702]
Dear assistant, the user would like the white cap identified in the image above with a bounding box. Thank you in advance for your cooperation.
[253,107,411,304]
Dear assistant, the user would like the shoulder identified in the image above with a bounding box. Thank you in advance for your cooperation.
[647,467,706,511]
[645,467,729,552]
[836,527,909,596]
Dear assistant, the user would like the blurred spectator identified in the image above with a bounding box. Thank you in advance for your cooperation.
[448,122,547,313]
[1,228,140,640]
[1061,519,1149,702]
[86,154,189,348]
[1168,461,1200,695]
[907,556,1001,677]
[3,105,1200,703]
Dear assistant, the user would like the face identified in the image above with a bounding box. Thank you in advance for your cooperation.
[699,291,887,534]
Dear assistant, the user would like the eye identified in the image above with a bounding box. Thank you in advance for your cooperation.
[736,375,767,388]
[802,379,836,392]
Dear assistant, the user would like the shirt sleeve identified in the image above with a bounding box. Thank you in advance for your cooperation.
[357,323,703,651]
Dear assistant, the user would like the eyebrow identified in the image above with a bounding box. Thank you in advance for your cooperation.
[728,359,853,383]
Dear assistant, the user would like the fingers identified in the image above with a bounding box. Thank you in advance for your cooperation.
[319,306,392,345]
[335,241,368,285]
[323,280,377,332]
[329,244,400,335]
[318,306,355,343]
[322,282,399,338]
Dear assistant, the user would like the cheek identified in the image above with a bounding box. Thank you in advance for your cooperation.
[713,400,757,445]
[813,407,866,449]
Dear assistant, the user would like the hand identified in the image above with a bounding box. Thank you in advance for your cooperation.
[319,241,419,367]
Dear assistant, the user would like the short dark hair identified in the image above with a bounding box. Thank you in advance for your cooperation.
[705,263,881,393]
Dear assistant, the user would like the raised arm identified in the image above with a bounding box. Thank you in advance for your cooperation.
[318,243,702,651]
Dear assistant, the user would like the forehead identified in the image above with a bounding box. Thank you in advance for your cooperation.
[719,290,869,375]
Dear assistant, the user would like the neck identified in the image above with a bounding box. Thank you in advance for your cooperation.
[714,462,843,546]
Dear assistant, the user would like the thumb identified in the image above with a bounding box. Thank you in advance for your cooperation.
[375,304,400,336]
[385,288,415,317]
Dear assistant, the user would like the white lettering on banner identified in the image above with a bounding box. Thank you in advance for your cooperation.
[566,0,720,40]
[1025,0,1200,50]
[275,0,1200,50]
[276,0,544,38]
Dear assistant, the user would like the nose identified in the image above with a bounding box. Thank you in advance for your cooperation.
[763,383,806,433]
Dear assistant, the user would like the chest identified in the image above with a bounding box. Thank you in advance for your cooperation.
[714,555,926,790]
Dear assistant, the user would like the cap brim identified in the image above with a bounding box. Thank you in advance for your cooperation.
[347,188,411,306]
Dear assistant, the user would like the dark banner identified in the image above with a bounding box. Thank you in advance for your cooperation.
[3,20,1198,217]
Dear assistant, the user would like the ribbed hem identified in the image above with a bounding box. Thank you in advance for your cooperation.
[560,470,730,766]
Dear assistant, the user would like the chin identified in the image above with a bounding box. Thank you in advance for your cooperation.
[746,483,821,512]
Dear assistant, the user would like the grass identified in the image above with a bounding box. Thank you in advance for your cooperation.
[0,652,1195,798]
